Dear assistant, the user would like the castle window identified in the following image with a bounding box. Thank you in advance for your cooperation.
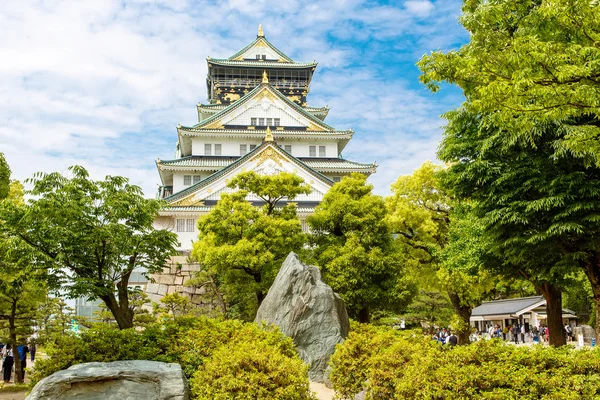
[309,146,316,157]
[250,118,257,126]
[284,145,292,153]
[193,175,202,184]
[259,118,265,126]
[215,144,222,155]
[240,144,247,155]
[333,177,341,183]
[176,218,195,232]
[274,118,280,126]
[266,118,273,126]
[319,146,326,157]
[204,144,212,155]
[250,144,257,151]
[186,219,195,232]
[183,175,192,186]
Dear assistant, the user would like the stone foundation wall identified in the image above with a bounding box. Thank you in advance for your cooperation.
[144,255,211,307]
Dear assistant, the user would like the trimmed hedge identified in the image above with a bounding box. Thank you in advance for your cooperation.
[330,323,600,399]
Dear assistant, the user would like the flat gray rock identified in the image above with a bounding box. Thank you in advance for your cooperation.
[255,252,350,382]
[27,360,189,400]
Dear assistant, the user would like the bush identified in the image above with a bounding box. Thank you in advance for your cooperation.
[191,341,314,400]
[330,324,600,399]
[329,322,405,398]
[30,322,177,386]
[30,318,313,399]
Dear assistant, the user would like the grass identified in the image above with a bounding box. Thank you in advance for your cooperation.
[0,383,28,393]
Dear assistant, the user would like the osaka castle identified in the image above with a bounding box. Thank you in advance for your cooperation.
[154,25,376,251]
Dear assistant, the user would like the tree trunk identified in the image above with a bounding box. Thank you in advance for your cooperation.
[583,257,600,343]
[358,307,370,323]
[9,301,23,384]
[448,291,472,345]
[538,282,566,347]
[99,293,134,330]
[256,291,265,307]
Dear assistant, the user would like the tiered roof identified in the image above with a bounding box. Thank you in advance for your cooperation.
[163,140,334,204]
[157,26,376,209]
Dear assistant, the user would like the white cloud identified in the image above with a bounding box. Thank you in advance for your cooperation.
[0,0,466,197]
[404,1,435,16]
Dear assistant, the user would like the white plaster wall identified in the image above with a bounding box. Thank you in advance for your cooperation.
[228,104,304,127]
[154,214,203,251]
[172,172,210,193]
[192,137,262,156]
[192,137,338,157]
[239,43,281,60]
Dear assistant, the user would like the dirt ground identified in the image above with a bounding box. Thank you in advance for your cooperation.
[310,381,335,400]
[0,391,26,400]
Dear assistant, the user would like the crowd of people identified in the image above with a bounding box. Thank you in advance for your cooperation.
[0,341,35,383]
[478,323,575,344]
[432,328,459,346]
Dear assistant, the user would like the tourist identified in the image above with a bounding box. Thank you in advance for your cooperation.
[532,326,540,343]
[2,344,13,382]
[521,324,526,343]
[447,331,458,346]
[17,344,29,380]
[512,324,520,344]
[565,324,573,342]
[30,341,36,362]
[545,326,550,343]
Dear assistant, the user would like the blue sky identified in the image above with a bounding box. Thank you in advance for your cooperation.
[0,0,467,196]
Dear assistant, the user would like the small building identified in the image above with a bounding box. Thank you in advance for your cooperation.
[470,295,577,332]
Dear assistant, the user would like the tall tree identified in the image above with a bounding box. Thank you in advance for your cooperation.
[0,153,9,200]
[192,171,308,320]
[418,0,600,160]
[308,173,415,323]
[0,166,178,329]
[0,180,47,383]
[438,109,597,345]
[387,163,520,344]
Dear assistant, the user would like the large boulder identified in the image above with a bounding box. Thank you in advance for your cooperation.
[255,252,350,382]
[27,360,189,400]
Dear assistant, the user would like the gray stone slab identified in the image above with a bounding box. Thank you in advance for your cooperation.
[27,360,189,400]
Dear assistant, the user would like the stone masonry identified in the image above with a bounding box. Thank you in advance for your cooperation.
[144,255,211,307]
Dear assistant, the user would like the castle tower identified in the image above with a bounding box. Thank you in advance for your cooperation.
[155,26,376,251]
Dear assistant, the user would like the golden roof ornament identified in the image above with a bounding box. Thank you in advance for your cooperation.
[262,70,269,83]
[258,24,264,37]
[264,126,274,142]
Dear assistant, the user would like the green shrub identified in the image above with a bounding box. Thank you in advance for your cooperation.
[329,322,404,398]
[190,341,314,400]
[330,325,600,400]
[30,318,312,400]
[30,322,175,386]
[176,318,297,377]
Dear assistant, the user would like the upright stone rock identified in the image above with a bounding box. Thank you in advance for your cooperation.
[255,252,350,382]
[27,360,189,400]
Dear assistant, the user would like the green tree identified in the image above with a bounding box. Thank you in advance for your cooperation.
[0,181,47,383]
[438,109,596,345]
[36,296,75,343]
[0,153,10,200]
[418,0,600,160]
[308,173,415,323]
[192,171,308,320]
[157,293,193,321]
[387,163,519,344]
[228,171,311,215]
[0,166,178,329]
